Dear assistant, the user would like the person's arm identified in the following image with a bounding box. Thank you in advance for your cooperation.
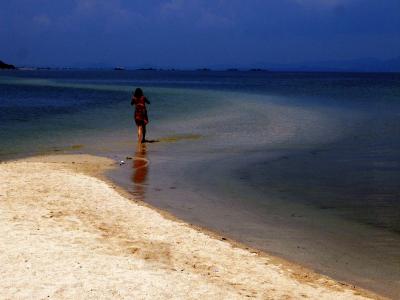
[145,97,150,104]
[131,94,135,106]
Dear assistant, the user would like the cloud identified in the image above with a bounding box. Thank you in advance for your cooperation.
[159,0,234,30]
[75,0,125,16]
[75,0,97,11]
[50,0,145,34]
[74,0,142,20]
[160,0,185,14]
[33,14,51,27]
[293,0,355,9]
[197,10,234,29]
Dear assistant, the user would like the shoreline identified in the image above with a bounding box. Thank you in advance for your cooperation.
[0,154,383,299]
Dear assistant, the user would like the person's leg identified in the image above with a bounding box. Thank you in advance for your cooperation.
[137,125,143,143]
[142,125,146,143]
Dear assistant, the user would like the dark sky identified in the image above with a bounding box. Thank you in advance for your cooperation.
[1,0,399,68]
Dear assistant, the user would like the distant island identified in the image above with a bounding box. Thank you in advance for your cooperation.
[249,68,269,72]
[0,60,16,69]
[136,67,156,71]
[3,57,399,73]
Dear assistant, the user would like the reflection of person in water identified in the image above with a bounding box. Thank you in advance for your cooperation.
[131,144,148,201]
[131,88,150,144]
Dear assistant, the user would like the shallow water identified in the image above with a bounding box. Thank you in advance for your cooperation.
[1,70,400,297]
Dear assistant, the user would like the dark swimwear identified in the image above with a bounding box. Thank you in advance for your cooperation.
[131,96,149,126]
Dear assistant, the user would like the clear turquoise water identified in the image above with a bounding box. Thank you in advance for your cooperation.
[1,70,400,297]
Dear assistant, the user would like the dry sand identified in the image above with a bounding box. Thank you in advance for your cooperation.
[0,154,383,299]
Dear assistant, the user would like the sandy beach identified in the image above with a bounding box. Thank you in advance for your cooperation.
[0,154,383,299]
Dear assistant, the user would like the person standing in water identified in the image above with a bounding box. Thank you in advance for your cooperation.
[131,88,150,143]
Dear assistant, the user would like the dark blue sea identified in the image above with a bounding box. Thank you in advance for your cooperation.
[1,70,399,297]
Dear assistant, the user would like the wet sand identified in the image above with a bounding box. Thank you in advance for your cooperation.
[0,154,382,299]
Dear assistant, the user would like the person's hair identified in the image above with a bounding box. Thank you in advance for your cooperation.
[134,88,143,98]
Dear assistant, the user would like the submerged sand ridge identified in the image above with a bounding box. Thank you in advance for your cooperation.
[0,155,382,299]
